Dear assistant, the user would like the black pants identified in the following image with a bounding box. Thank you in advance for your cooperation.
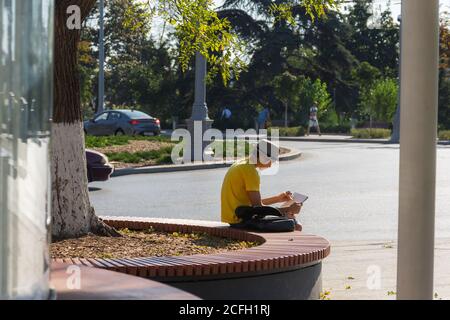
[230,206,296,232]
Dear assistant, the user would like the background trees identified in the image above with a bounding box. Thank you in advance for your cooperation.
[439,14,450,130]
[77,1,450,132]
[53,0,250,239]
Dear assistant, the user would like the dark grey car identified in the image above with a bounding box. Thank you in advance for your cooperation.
[84,110,161,136]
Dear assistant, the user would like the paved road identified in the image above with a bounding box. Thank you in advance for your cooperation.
[90,141,450,241]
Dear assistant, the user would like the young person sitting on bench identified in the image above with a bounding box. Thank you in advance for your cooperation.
[220,139,302,232]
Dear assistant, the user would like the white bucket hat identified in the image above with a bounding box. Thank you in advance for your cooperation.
[249,139,280,165]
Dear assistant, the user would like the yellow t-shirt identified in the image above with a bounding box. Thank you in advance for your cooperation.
[221,159,260,224]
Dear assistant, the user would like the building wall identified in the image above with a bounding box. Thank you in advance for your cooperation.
[0,0,53,299]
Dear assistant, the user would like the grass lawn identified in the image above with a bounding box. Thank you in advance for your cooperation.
[85,135,257,168]
[86,135,175,168]
[85,135,170,148]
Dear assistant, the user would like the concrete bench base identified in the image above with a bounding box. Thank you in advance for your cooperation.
[170,263,322,300]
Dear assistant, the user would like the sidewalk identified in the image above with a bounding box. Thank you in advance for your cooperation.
[280,134,450,145]
[280,134,391,144]
[163,130,450,145]
[322,239,450,300]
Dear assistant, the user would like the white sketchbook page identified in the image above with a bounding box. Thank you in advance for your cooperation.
[281,192,308,208]
[293,192,308,203]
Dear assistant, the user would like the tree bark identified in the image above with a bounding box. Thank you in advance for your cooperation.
[52,0,119,239]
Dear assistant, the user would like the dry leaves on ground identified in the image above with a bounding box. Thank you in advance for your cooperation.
[51,228,258,259]
[94,140,174,154]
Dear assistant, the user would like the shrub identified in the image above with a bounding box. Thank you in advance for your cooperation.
[351,128,391,139]
[439,130,450,141]
[320,124,351,134]
[268,126,305,137]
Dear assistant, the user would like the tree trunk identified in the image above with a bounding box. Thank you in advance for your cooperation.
[284,103,288,128]
[52,0,119,239]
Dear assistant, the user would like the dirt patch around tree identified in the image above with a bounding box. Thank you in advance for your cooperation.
[93,140,174,154]
[51,228,259,259]
[90,139,291,169]
[91,140,174,169]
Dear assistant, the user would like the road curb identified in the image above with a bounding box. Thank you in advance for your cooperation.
[279,136,393,144]
[111,147,302,177]
[279,136,450,145]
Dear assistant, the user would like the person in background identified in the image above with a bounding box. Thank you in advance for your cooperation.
[220,107,232,130]
[257,107,271,131]
[306,101,321,136]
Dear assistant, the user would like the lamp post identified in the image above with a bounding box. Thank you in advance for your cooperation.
[186,52,213,161]
[397,0,439,300]
[98,0,105,113]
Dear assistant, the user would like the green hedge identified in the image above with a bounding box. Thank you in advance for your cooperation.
[439,130,450,141]
[269,125,350,135]
[320,124,351,134]
[268,126,305,137]
[350,128,391,139]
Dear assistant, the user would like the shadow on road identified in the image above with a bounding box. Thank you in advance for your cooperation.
[88,187,102,192]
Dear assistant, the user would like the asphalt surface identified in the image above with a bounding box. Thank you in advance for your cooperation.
[89,141,450,241]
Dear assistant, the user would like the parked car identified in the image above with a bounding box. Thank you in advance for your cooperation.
[84,109,161,136]
[86,149,114,183]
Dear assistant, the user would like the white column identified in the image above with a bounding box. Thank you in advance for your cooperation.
[397,0,440,300]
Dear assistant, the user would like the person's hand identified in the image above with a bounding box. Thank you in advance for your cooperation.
[285,202,302,219]
[278,191,293,202]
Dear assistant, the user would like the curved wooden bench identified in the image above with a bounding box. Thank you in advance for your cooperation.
[51,262,199,300]
[54,216,330,299]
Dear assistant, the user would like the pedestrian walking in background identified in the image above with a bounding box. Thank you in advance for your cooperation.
[306,101,321,136]
[257,107,271,131]
[220,107,232,130]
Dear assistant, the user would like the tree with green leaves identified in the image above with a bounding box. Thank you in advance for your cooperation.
[273,72,331,126]
[53,0,246,239]
[273,72,301,127]
[359,78,398,125]
[214,0,338,123]
[344,0,399,76]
